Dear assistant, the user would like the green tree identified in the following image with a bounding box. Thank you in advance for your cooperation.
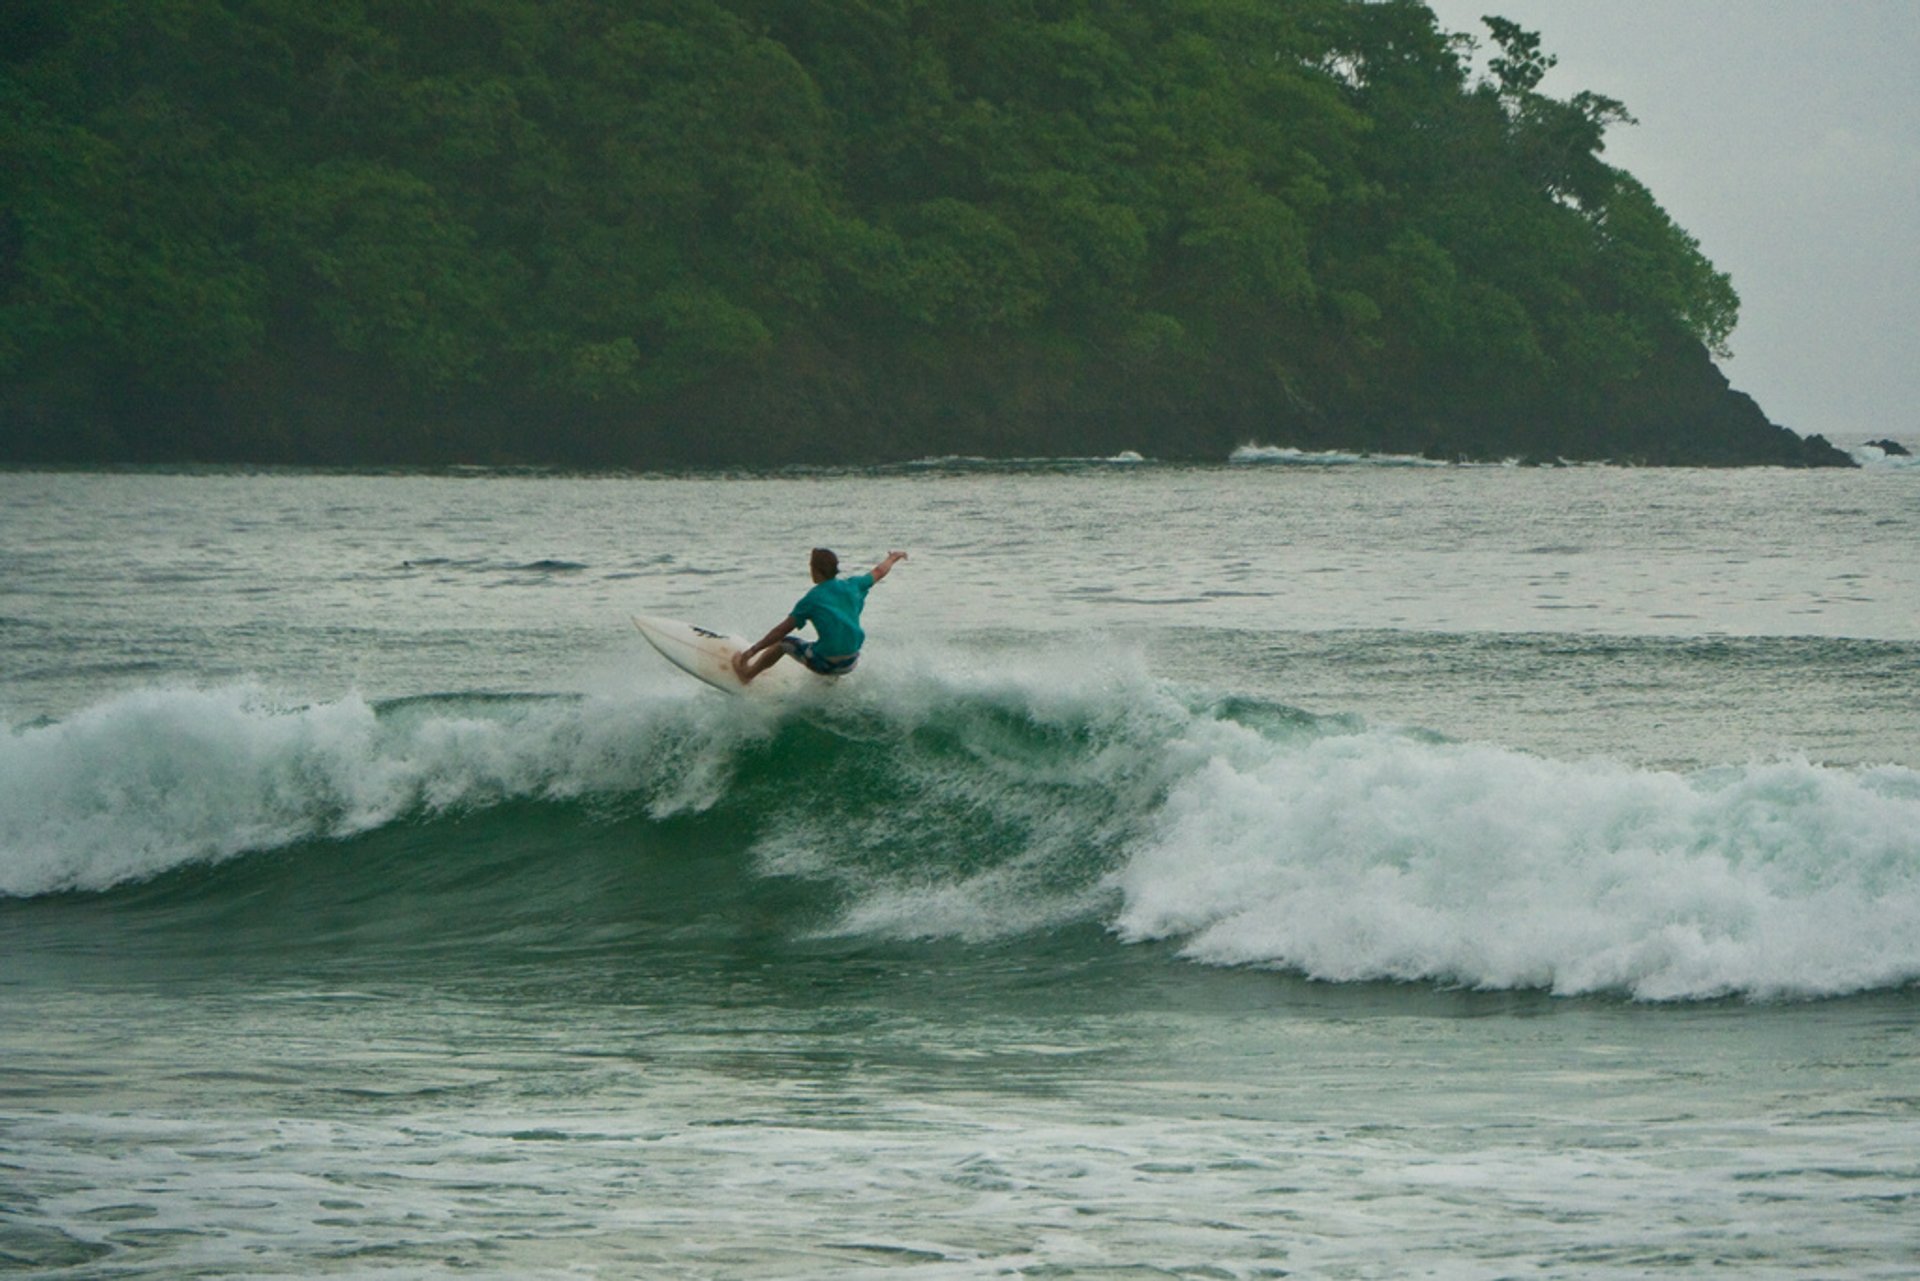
[0,0,1778,465]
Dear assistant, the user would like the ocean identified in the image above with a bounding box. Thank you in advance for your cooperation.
[3,443,1917,1278]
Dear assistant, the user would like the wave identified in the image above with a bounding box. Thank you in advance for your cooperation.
[1229,444,1451,467]
[896,452,1153,470]
[5,666,1918,1001]
[1848,440,1920,469]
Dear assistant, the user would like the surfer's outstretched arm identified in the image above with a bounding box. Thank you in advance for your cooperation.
[870,550,908,582]
[733,617,797,684]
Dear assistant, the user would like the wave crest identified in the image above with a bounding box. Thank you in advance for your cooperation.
[0,683,761,896]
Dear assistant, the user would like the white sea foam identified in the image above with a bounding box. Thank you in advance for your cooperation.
[0,686,394,895]
[1848,440,1920,469]
[0,682,766,896]
[1229,443,1446,467]
[1111,724,1920,1000]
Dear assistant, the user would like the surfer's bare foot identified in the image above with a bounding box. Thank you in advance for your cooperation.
[731,651,752,683]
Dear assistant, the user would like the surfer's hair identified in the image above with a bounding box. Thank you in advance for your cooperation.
[811,547,839,579]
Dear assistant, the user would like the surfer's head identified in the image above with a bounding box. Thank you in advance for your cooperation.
[810,548,839,582]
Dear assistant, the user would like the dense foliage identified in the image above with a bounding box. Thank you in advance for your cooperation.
[0,0,1844,464]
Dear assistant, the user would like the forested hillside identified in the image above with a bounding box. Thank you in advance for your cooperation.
[0,0,1848,465]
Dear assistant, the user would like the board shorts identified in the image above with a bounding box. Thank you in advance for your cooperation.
[780,635,859,676]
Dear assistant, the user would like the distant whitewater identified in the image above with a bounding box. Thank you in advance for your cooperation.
[1850,440,1919,469]
[1230,444,1450,467]
[6,667,1918,1003]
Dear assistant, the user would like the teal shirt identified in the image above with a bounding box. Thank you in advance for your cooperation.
[790,573,874,657]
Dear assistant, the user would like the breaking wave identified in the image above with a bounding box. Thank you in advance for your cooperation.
[4,665,1918,1001]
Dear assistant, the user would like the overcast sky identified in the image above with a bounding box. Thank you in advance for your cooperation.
[1421,0,1918,443]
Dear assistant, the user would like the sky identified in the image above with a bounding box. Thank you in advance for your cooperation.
[1420,0,1919,443]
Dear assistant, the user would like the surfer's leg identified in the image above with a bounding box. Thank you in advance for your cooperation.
[733,645,787,684]
[738,634,818,684]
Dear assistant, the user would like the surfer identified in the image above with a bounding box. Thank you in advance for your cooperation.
[732,547,907,685]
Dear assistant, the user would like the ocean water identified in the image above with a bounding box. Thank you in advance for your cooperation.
[3,445,1918,1278]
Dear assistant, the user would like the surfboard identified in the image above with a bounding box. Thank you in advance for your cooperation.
[630,615,817,696]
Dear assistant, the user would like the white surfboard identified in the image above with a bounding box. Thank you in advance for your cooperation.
[630,615,819,696]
